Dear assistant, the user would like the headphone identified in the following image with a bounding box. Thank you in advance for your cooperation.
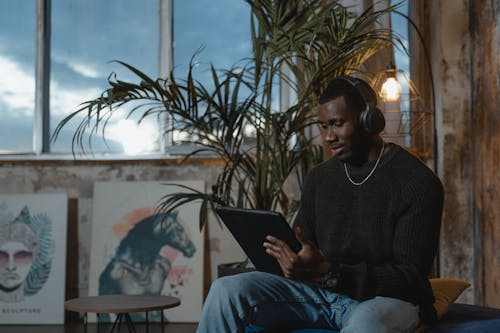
[328,76,386,135]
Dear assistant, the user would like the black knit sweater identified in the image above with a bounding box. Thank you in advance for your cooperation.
[293,143,444,324]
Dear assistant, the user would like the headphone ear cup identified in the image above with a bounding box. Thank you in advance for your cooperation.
[360,106,385,134]
[331,76,385,134]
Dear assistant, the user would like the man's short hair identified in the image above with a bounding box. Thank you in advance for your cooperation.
[319,77,377,116]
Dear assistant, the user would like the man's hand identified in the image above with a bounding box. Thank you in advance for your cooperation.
[263,227,328,280]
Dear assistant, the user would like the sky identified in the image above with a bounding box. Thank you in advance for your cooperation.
[0,0,407,155]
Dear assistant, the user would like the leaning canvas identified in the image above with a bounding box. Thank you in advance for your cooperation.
[88,181,205,323]
[0,193,68,324]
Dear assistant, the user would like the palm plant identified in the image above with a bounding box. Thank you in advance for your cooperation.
[52,0,403,229]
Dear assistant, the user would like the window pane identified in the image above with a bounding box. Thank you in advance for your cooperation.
[0,1,36,153]
[174,0,250,77]
[392,1,409,75]
[50,0,159,154]
[173,0,251,145]
[390,0,411,146]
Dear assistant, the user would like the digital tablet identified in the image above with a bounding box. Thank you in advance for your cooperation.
[215,206,302,276]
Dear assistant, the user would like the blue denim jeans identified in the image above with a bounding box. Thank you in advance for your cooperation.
[196,271,420,333]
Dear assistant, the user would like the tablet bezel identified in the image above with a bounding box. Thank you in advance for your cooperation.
[215,206,302,276]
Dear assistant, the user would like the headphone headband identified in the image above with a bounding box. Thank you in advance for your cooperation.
[331,76,378,111]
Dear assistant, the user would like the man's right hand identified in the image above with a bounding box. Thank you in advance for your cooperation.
[263,227,333,280]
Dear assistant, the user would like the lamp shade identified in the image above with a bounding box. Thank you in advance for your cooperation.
[372,65,434,157]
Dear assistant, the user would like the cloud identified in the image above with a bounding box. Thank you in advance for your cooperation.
[66,62,100,79]
[106,118,159,154]
[0,53,103,118]
[0,56,35,113]
[50,53,102,79]
[50,81,101,117]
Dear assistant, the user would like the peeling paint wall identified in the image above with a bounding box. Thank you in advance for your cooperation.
[429,0,475,304]
[469,0,500,308]
[0,159,247,299]
[427,0,500,307]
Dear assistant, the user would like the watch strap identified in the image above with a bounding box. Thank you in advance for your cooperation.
[321,263,341,290]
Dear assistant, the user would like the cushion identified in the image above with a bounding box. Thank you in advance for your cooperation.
[429,278,471,319]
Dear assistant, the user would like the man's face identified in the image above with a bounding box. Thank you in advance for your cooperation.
[317,96,365,163]
[0,241,34,291]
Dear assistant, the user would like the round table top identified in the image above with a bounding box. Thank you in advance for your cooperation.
[65,295,181,313]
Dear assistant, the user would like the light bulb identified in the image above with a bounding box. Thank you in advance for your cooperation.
[380,77,402,102]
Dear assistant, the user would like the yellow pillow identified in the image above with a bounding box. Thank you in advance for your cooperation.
[429,278,471,319]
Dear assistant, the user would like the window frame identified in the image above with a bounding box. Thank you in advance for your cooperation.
[1,0,295,161]
[1,0,173,160]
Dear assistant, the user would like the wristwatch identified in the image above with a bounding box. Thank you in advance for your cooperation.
[321,268,340,290]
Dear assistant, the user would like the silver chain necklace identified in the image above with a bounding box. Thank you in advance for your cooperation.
[344,141,385,186]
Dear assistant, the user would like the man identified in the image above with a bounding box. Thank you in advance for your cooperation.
[197,76,444,332]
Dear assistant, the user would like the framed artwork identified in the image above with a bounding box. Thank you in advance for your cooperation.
[88,181,205,323]
[0,193,68,324]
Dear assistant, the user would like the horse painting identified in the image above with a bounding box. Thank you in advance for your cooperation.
[98,211,196,322]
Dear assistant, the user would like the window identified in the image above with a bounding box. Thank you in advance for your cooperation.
[391,1,409,75]
[50,0,159,154]
[172,0,253,147]
[0,0,252,157]
[0,1,36,153]
[174,0,250,79]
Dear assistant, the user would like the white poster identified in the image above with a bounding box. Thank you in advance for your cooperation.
[0,193,68,324]
[88,181,205,323]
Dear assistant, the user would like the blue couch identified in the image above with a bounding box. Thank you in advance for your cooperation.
[245,303,500,333]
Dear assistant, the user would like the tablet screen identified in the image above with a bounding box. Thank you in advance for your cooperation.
[215,206,302,276]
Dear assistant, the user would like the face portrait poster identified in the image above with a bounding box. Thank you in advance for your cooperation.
[88,181,204,323]
[0,193,67,324]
